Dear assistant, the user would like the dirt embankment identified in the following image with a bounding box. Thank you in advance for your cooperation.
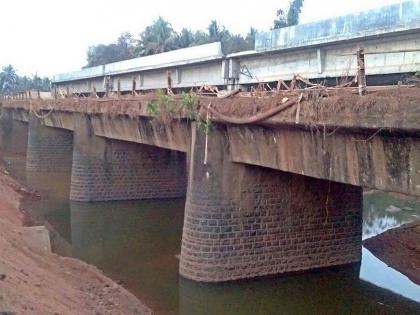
[0,162,152,315]
[363,221,420,285]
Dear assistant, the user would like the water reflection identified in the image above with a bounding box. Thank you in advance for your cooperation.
[179,266,420,315]
[363,191,420,240]
[3,154,419,315]
[69,200,185,314]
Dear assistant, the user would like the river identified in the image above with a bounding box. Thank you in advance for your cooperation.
[4,153,420,315]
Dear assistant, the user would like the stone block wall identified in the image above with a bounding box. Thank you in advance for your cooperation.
[0,109,28,155]
[180,123,362,282]
[70,114,187,202]
[26,114,73,172]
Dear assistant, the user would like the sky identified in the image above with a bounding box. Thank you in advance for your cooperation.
[0,0,404,77]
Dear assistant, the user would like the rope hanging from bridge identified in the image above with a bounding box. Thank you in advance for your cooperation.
[29,100,55,119]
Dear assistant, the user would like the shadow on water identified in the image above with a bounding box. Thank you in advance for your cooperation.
[4,153,420,315]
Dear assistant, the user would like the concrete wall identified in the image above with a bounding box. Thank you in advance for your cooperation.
[228,125,420,197]
[180,123,362,282]
[255,0,420,51]
[70,114,187,202]
[235,32,420,84]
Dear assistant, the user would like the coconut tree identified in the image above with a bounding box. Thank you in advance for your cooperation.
[136,17,176,56]
[0,65,18,94]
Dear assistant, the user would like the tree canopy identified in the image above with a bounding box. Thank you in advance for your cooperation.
[274,0,305,29]
[0,65,51,95]
[85,18,261,67]
[86,2,305,68]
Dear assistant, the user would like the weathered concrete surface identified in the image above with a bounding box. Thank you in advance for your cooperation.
[234,32,420,84]
[70,114,187,202]
[43,111,75,131]
[91,115,190,152]
[255,1,420,51]
[53,42,224,93]
[228,125,420,197]
[26,114,73,173]
[180,123,362,282]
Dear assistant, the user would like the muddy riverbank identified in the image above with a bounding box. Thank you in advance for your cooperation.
[364,220,420,285]
[0,160,152,315]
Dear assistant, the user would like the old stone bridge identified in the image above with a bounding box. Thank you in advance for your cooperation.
[1,0,420,283]
[1,87,419,283]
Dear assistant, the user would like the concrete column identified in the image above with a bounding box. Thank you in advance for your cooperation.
[26,113,73,173]
[0,108,28,155]
[70,114,187,202]
[179,123,362,282]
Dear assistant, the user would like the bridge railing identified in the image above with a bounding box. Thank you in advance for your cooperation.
[0,90,52,100]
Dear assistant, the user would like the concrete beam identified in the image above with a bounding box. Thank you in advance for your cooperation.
[228,125,420,197]
[90,115,190,152]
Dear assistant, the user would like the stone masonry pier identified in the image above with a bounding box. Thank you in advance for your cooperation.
[1,89,419,282]
[26,113,73,173]
[180,123,362,281]
[70,113,187,202]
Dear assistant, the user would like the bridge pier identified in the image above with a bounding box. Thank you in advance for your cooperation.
[180,123,362,282]
[70,114,187,202]
[0,108,28,155]
[26,113,73,173]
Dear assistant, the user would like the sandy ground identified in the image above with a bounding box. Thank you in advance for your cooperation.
[363,221,420,285]
[0,162,152,315]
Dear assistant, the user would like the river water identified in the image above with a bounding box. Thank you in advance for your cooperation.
[4,154,420,315]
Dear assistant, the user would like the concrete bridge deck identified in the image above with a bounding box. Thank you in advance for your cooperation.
[1,86,419,282]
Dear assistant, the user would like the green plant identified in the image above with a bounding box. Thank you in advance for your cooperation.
[157,89,176,114]
[197,117,212,135]
[146,100,159,116]
[181,92,196,110]
[181,92,198,120]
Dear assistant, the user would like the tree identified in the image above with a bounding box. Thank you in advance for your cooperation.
[274,0,305,29]
[245,27,257,49]
[273,9,289,29]
[223,35,251,54]
[0,65,51,94]
[287,0,304,26]
[136,17,176,56]
[84,17,261,66]
[208,20,230,43]
[0,65,18,94]
[192,30,210,46]
[174,28,195,49]
[86,32,136,67]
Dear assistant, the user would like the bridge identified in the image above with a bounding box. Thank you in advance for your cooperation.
[50,0,420,94]
[1,1,420,283]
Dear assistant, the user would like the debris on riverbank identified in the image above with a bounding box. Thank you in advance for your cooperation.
[0,159,152,315]
[363,221,420,285]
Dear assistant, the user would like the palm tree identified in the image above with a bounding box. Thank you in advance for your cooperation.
[136,17,176,56]
[0,65,18,94]
[208,20,230,43]
[174,28,195,49]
